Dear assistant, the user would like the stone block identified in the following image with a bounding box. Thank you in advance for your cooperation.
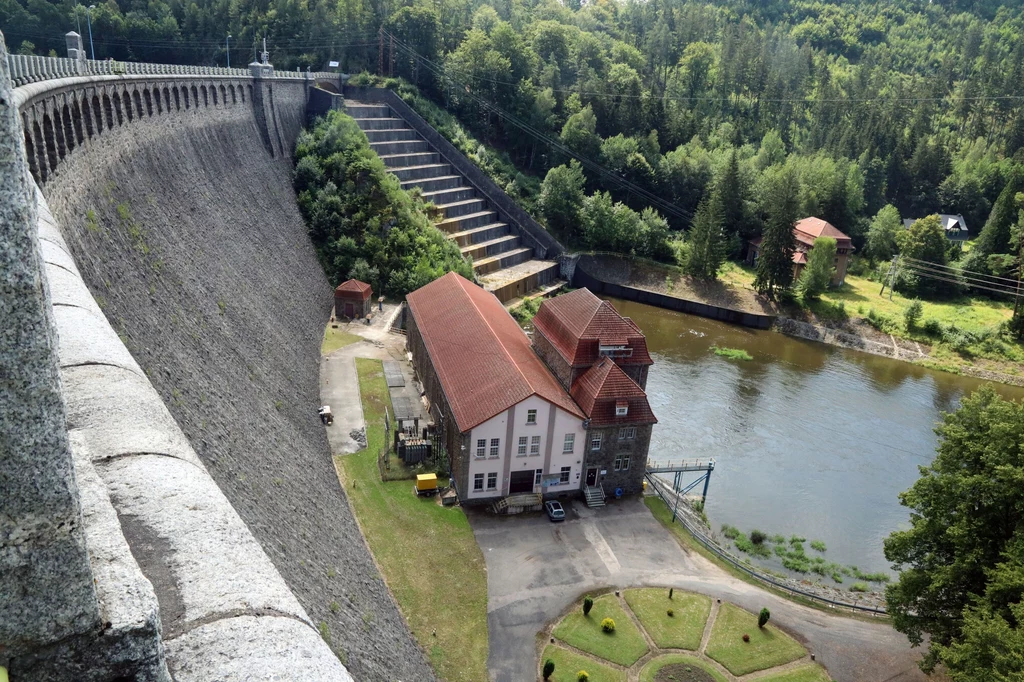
[70,432,171,681]
[43,262,102,314]
[63,364,203,468]
[165,616,352,682]
[52,304,145,376]
[100,455,310,634]
[39,238,80,276]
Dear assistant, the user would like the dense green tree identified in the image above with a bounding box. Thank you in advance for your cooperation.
[897,215,959,298]
[797,237,837,300]
[754,167,799,299]
[539,161,585,241]
[685,193,727,280]
[885,387,1024,674]
[866,205,903,262]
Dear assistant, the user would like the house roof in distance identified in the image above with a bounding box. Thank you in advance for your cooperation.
[335,279,372,300]
[793,217,852,246]
[571,358,657,427]
[533,288,652,367]
[406,272,584,432]
[903,214,968,237]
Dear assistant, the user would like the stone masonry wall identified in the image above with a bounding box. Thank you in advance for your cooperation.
[34,77,432,680]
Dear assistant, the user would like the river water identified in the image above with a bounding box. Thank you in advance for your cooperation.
[609,298,1024,575]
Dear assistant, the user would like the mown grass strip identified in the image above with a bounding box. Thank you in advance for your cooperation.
[623,588,710,650]
[540,645,626,682]
[552,594,648,667]
[335,358,488,682]
[704,603,806,676]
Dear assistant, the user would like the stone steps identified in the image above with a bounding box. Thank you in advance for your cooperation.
[347,99,559,302]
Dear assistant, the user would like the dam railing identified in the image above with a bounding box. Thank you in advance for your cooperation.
[6,51,337,88]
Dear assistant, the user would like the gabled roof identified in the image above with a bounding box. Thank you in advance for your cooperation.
[335,279,372,300]
[406,272,584,433]
[570,358,657,427]
[794,217,852,246]
[903,214,968,235]
[533,288,652,367]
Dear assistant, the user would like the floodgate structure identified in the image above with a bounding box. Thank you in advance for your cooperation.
[406,274,657,510]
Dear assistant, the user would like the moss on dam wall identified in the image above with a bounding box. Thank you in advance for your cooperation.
[41,93,434,681]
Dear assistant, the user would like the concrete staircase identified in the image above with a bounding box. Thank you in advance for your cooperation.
[346,101,560,302]
[584,485,606,509]
[491,493,543,515]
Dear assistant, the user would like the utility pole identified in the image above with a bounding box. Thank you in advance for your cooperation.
[389,33,394,77]
[378,28,384,77]
[226,33,231,68]
[879,256,898,298]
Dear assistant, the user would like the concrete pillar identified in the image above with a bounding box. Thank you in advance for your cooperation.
[0,29,104,669]
[65,32,85,74]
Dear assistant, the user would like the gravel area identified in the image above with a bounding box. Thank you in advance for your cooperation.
[43,106,434,682]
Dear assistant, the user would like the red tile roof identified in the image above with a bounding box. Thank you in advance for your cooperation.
[406,272,584,432]
[335,279,372,300]
[794,217,852,247]
[570,358,657,427]
[533,288,652,368]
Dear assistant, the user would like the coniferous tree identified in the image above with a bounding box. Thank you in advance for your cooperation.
[685,192,727,280]
[754,168,799,300]
[717,149,747,244]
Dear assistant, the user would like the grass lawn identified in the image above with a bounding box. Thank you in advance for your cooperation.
[541,645,626,682]
[818,272,1012,332]
[624,588,710,650]
[639,654,729,682]
[321,324,363,355]
[705,603,806,676]
[335,358,488,682]
[553,595,649,667]
[757,663,833,681]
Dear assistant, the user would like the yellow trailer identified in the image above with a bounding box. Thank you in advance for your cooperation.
[415,473,438,496]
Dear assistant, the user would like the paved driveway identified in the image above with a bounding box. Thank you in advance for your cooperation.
[468,497,928,682]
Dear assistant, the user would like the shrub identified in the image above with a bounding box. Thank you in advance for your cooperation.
[577,672,589,682]
[750,530,767,545]
[758,608,771,628]
[667,609,675,617]
[923,318,943,336]
[904,300,923,329]
[583,597,593,616]
[722,525,741,540]
[601,618,616,633]
[543,659,555,679]
[850,582,869,592]
[810,540,827,552]
[742,633,750,642]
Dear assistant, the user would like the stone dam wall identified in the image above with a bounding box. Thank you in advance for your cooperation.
[3,41,433,680]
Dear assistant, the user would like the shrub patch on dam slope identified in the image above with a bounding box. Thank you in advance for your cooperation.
[42,105,435,682]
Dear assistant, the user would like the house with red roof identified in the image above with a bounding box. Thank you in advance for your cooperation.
[532,289,657,501]
[406,273,589,505]
[334,279,372,319]
[747,217,854,286]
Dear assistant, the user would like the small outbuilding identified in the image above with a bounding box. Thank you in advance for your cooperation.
[335,279,373,319]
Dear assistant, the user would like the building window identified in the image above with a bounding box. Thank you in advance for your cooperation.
[591,433,602,451]
[618,427,636,440]
[616,404,629,416]
[490,438,500,457]
[476,439,486,458]
[535,469,543,485]
[530,436,541,455]
[622,455,631,471]
[599,345,633,358]
[614,456,622,472]
[517,436,527,456]
[559,466,571,484]
[474,473,484,491]
[486,472,497,490]
[526,409,537,425]
[563,433,575,453]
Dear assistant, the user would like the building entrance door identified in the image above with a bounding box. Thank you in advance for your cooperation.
[344,302,355,318]
[509,470,534,494]
[585,467,598,486]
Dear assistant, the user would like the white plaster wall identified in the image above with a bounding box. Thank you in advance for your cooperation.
[506,394,554,488]
[546,407,587,493]
[466,409,508,499]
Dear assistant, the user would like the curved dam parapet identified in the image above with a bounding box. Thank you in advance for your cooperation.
[1,36,432,681]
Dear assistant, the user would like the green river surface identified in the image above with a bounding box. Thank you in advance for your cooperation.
[611,297,1024,576]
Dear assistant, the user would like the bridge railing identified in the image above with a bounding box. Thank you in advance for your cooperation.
[6,52,337,88]
[646,458,715,472]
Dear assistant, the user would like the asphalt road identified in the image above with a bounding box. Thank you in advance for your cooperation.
[468,497,929,682]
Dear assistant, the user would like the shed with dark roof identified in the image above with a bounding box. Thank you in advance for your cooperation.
[335,279,372,319]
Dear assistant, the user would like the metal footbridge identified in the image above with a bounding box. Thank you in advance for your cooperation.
[645,458,715,507]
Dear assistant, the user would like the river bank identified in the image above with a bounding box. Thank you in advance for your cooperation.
[572,253,1024,388]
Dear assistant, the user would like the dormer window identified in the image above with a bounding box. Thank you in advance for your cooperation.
[600,345,633,358]
[615,400,629,416]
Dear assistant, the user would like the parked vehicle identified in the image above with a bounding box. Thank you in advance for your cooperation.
[545,500,565,522]
[415,473,438,497]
